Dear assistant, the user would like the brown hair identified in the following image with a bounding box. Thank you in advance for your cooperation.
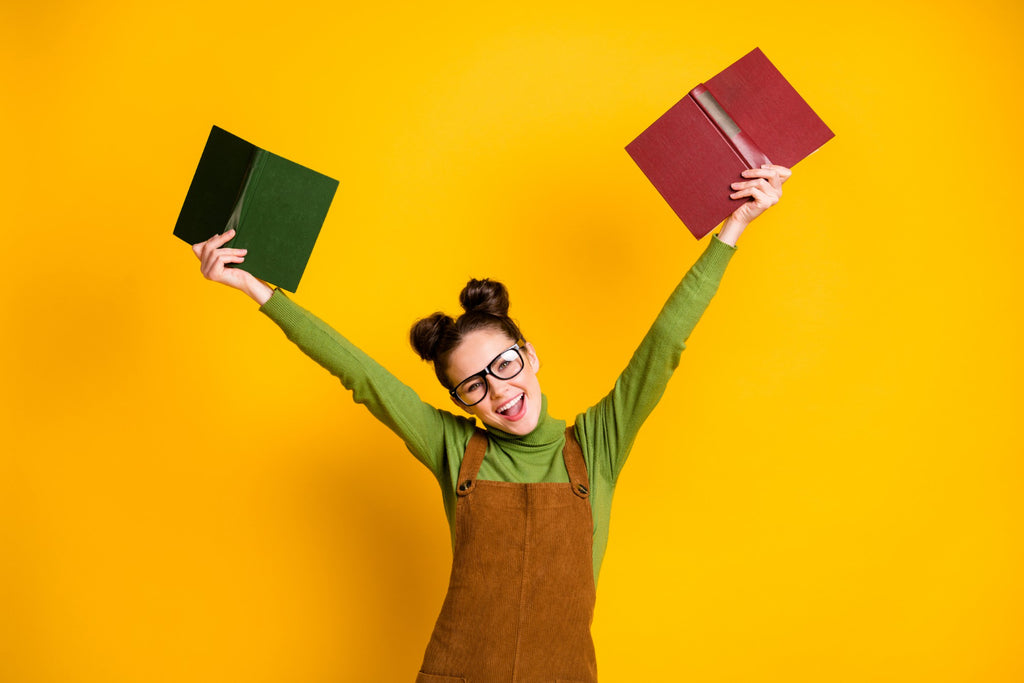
[409,278,524,389]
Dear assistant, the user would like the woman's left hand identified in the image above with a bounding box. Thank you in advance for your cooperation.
[718,164,791,246]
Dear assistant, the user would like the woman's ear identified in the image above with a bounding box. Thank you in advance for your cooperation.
[524,342,540,372]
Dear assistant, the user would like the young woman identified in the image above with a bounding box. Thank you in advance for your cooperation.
[193,165,791,682]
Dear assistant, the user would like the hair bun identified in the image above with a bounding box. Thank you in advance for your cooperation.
[410,278,525,389]
[409,312,456,362]
[459,278,510,318]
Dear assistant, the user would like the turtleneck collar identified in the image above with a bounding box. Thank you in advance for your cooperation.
[483,394,566,447]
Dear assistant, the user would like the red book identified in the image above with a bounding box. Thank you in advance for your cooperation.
[626,48,834,239]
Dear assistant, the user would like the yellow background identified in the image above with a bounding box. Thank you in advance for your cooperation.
[3,1,1022,681]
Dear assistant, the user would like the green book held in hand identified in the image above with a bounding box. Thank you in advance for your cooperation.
[174,125,339,292]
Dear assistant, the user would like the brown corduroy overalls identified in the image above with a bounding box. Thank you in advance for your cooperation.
[416,427,598,683]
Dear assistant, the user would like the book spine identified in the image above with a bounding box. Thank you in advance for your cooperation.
[236,150,267,228]
[223,149,265,244]
[689,84,771,169]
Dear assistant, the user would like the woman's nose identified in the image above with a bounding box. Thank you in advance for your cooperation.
[488,376,514,400]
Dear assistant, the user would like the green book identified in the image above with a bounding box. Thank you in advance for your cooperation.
[174,125,338,292]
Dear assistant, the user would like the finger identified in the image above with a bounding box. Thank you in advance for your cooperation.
[201,247,245,268]
[729,186,760,201]
[741,167,783,190]
[733,177,782,202]
[760,164,792,185]
[771,165,793,183]
[745,163,790,187]
[211,228,237,248]
[730,184,777,208]
[198,243,246,269]
[201,256,246,281]
[193,228,237,252]
[731,178,774,193]
[209,253,246,271]
[197,246,248,264]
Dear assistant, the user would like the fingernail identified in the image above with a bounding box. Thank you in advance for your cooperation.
[761,164,771,169]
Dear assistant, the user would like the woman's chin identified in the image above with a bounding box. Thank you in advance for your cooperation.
[500,417,539,435]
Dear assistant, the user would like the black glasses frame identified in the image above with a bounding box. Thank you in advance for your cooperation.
[449,343,526,407]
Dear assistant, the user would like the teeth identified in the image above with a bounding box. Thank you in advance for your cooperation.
[498,394,524,414]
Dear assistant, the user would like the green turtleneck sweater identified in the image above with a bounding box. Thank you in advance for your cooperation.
[259,236,736,584]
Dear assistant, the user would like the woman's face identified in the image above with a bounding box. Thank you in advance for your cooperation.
[445,327,542,435]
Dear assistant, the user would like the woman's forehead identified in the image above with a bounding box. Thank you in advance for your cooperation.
[447,328,516,375]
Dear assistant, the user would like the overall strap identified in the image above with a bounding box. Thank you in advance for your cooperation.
[562,426,591,500]
[456,428,489,497]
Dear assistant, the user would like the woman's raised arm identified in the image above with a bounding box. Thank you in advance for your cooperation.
[188,228,467,479]
[575,165,791,481]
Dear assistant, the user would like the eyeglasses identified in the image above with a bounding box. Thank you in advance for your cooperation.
[450,344,526,407]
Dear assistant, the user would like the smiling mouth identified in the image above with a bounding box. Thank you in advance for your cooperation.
[496,393,526,419]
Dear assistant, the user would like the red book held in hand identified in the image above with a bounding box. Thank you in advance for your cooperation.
[626,48,834,239]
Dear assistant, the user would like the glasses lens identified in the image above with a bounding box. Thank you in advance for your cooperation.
[456,376,488,405]
[490,348,524,379]
[453,347,525,406]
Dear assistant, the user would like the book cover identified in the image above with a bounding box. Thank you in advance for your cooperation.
[626,48,834,239]
[173,126,339,292]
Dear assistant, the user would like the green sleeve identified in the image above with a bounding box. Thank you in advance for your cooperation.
[575,236,737,482]
[258,290,468,479]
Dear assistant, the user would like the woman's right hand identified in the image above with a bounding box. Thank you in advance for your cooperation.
[192,229,273,305]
